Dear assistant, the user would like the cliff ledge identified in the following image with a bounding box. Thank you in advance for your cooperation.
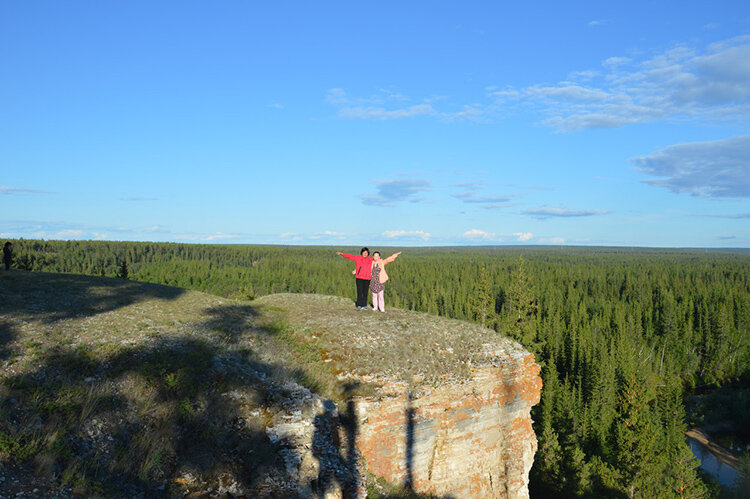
[257,293,542,499]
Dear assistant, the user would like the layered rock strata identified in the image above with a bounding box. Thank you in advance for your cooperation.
[256,294,542,499]
[356,351,541,498]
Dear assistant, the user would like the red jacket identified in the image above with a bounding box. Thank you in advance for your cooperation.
[341,253,374,280]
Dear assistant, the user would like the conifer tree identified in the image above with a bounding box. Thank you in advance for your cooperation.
[658,385,707,499]
[614,375,659,499]
[505,256,537,346]
[472,264,494,328]
[116,260,129,279]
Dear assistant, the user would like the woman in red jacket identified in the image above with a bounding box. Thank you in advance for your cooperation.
[336,247,373,310]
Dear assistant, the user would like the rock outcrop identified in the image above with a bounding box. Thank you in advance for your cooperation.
[257,294,542,499]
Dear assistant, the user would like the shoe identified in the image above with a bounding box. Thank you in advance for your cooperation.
[356,306,362,310]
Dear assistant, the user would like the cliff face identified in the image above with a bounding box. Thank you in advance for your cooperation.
[356,354,541,498]
[257,294,542,499]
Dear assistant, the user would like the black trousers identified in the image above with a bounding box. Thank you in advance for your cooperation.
[355,278,370,307]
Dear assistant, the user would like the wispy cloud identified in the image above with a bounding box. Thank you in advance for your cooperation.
[522,207,610,219]
[703,213,750,218]
[326,88,489,122]
[718,235,736,240]
[538,237,566,244]
[330,36,750,131]
[0,186,52,195]
[202,233,239,241]
[461,229,533,242]
[452,182,515,208]
[0,219,245,243]
[382,230,431,241]
[632,135,750,198]
[309,230,350,240]
[120,196,158,202]
[496,35,750,131]
[280,232,302,241]
[361,178,430,207]
[327,88,435,120]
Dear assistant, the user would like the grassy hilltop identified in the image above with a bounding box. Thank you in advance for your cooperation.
[0,270,299,496]
[0,270,501,497]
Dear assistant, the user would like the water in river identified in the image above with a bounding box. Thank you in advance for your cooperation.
[687,436,746,491]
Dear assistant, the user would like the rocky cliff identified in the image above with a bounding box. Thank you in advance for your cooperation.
[0,272,539,498]
[257,294,542,499]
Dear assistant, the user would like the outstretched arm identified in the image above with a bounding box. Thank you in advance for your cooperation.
[383,251,402,264]
[337,252,356,262]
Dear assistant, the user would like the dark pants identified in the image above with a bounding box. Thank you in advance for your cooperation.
[355,278,370,308]
[4,259,9,270]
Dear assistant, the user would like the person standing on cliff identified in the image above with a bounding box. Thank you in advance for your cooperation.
[3,242,12,271]
[336,248,373,310]
[370,251,401,312]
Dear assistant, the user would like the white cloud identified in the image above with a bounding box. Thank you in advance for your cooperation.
[513,232,534,242]
[202,233,239,241]
[382,230,431,241]
[462,228,496,240]
[632,135,750,198]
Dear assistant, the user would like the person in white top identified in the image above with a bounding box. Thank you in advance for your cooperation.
[369,251,401,312]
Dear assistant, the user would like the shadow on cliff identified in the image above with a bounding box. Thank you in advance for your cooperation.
[0,270,185,323]
[312,383,363,498]
[311,384,454,499]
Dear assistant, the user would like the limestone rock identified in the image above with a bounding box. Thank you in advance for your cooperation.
[257,294,542,499]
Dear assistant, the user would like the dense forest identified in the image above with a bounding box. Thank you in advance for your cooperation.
[6,239,750,498]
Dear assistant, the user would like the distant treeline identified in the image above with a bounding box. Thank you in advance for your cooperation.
[8,239,750,497]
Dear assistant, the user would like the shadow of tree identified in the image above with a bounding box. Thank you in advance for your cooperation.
[200,304,257,343]
[0,271,185,323]
[2,334,304,496]
[0,321,15,361]
[312,382,363,498]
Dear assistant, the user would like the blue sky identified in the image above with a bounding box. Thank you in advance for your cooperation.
[1,1,749,247]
